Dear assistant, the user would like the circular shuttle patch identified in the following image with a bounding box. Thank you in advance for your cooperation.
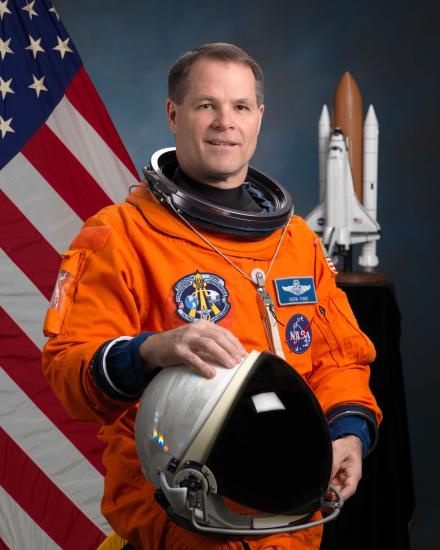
[286,313,312,354]
[174,271,230,323]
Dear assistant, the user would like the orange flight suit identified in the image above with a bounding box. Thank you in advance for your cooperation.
[42,186,381,549]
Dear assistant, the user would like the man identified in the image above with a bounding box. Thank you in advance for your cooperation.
[42,43,381,549]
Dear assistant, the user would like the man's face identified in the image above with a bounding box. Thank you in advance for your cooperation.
[166,58,264,189]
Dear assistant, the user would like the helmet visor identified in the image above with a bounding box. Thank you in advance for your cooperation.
[205,352,332,515]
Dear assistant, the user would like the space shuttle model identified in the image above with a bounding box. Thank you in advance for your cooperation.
[306,72,380,272]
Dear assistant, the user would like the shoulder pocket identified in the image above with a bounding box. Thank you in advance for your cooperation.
[43,249,90,337]
[313,291,375,367]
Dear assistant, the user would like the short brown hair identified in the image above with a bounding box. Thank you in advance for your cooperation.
[168,42,264,106]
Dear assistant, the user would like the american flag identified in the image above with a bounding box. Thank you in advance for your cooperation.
[0,1,139,547]
[318,239,338,275]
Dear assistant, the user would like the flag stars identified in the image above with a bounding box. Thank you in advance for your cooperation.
[0,0,11,21]
[28,74,48,98]
[49,6,59,21]
[53,36,73,59]
[25,35,45,58]
[0,76,14,99]
[0,38,13,60]
[0,115,14,139]
[22,1,38,20]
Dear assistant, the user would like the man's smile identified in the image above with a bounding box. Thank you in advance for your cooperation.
[205,139,239,147]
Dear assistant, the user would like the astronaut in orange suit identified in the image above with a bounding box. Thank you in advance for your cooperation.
[42,43,381,550]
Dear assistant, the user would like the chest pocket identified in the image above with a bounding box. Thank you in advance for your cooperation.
[313,290,375,367]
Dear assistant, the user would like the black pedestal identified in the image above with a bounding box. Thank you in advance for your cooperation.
[321,282,415,550]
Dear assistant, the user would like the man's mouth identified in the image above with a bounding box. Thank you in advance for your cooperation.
[206,140,238,147]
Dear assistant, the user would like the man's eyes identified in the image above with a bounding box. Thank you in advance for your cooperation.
[196,104,251,111]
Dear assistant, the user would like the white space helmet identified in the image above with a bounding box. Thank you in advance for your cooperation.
[135,350,342,536]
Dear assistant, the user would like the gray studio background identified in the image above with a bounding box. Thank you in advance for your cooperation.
[54,1,439,548]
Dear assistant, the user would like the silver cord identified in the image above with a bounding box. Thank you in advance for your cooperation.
[167,197,295,287]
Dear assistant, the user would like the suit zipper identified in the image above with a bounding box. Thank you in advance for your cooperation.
[316,305,343,357]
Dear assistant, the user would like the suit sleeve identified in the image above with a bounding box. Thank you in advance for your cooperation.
[308,236,382,429]
[42,210,149,425]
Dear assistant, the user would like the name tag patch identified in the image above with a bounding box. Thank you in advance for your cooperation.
[274,277,317,306]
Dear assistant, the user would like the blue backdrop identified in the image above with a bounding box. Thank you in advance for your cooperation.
[55,1,439,547]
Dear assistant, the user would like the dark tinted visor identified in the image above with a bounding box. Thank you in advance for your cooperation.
[205,352,332,515]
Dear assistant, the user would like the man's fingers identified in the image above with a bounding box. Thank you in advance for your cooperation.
[329,437,363,501]
[341,475,358,499]
[213,325,247,358]
[140,321,246,376]
[328,472,357,502]
[178,348,217,378]
[183,321,246,365]
[330,473,358,500]
[193,321,246,361]
[191,336,240,369]
[331,467,361,499]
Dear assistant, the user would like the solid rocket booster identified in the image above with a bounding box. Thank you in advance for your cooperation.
[362,105,379,222]
[318,105,331,202]
[359,105,379,268]
[333,72,363,201]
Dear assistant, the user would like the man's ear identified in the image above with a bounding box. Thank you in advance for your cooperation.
[166,98,177,133]
[257,103,265,134]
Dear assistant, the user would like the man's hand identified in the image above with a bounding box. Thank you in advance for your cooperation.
[139,320,247,379]
[329,435,363,501]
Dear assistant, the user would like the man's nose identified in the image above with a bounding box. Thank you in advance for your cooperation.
[212,107,234,130]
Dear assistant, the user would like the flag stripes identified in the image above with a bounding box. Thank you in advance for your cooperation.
[0,191,61,299]
[1,2,141,545]
[0,369,111,535]
[0,153,84,254]
[1,429,105,549]
[47,94,138,205]
[0,487,60,550]
[1,250,50,350]
[1,310,105,474]
[65,68,138,180]
[22,124,114,222]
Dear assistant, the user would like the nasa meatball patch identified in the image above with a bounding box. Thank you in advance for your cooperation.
[174,271,231,323]
[285,314,312,354]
